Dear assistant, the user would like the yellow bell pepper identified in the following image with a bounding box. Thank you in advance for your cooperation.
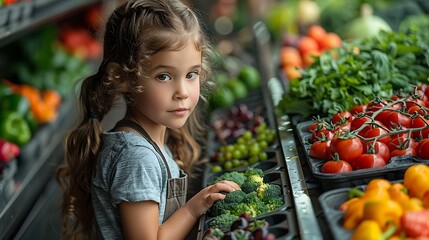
[350,220,397,240]
[403,164,429,199]
[350,220,383,240]
[400,198,423,212]
[362,200,403,230]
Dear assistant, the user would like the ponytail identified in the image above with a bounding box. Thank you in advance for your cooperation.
[56,71,112,239]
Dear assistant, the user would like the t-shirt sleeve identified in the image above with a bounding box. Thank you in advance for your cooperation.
[110,146,164,205]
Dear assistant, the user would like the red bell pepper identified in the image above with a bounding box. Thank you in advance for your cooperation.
[0,139,20,163]
[401,209,429,237]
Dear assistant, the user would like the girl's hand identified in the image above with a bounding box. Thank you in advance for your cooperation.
[184,180,240,219]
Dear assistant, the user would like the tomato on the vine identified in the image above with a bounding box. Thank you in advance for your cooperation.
[411,116,429,139]
[391,148,416,158]
[389,136,417,152]
[321,158,353,173]
[363,141,390,163]
[408,105,425,115]
[332,111,354,125]
[385,111,411,129]
[310,128,335,143]
[330,135,363,164]
[416,139,429,159]
[308,117,327,133]
[405,94,427,111]
[350,115,372,136]
[309,139,331,160]
[363,126,390,146]
[354,153,386,170]
[350,104,367,115]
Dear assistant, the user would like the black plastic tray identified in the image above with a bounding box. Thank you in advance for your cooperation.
[197,210,298,240]
[318,187,353,240]
[295,120,429,190]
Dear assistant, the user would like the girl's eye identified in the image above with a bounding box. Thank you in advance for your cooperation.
[186,71,199,80]
[157,74,171,81]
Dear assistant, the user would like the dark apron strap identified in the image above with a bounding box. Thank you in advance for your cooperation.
[114,119,172,178]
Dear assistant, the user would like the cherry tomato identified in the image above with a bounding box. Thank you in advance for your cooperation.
[354,153,386,170]
[408,105,425,115]
[405,90,428,110]
[391,148,416,158]
[416,139,429,159]
[363,127,390,146]
[330,136,363,164]
[389,136,417,152]
[385,111,411,129]
[374,110,394,127]
[363,141,390,163]
[350,104,367,115]
[332,111,353,125]
[308,120,326,133]
[350,115,371,130]
[310,129,335,143]
[309,139,331,160]
[321,159,353,173]
[410,116,429,139]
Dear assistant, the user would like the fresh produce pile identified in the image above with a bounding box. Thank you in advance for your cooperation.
[338,164,429,239]
[203,213,275,240]
[305,89,429,174]
[279,24,342,81]
[208,62,261,111]
[209,121,277,173]
[276,15,429,119]
[207,168,284,223]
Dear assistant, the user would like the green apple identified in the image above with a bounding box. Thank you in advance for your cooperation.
[238,65,261,90]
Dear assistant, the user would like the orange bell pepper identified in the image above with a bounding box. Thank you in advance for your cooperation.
[403,164,429,199]
[343,179,391,230]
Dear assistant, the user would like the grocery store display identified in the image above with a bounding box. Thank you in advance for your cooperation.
[0,0,427,239]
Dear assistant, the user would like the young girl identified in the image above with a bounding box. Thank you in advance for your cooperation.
[55,0,239,239]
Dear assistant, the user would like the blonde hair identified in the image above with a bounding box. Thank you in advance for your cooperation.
[56,0,213,238]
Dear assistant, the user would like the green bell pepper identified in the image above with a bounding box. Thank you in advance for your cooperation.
[0,111,31,146]
[0,93,30,115]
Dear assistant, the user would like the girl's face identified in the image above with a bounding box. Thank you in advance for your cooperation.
[133,40,202,130]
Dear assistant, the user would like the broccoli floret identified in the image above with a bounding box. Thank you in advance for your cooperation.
[228,202,260,217]
[210,190,247,217]
[256,183,269,199]
[224,190,247,203]
[241,175,264,193]
[243,168,264,178]
[214,171,246,187]
[209,214,239,232]
[265,197,284,211]
[258,184,282,201]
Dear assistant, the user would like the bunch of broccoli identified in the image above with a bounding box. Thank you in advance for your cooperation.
[209,168,284,225]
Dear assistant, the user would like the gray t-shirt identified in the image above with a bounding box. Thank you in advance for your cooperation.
[92,131,180,239]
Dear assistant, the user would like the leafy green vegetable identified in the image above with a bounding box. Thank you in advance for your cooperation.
[277,26,429,119]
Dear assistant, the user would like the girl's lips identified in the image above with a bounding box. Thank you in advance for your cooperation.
[168,108,189,115]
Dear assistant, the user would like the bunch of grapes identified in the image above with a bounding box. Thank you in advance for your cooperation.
[212,104,266,143]
[211,123,277,172]
[203,213,275,240]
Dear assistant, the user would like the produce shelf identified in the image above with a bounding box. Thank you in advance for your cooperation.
[0,99,77,239]
[0,0,101,48]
